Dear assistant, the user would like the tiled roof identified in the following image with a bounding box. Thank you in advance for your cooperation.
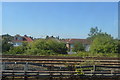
[13,35,33,42]
[24,37,33,42]
[61,39,91,44]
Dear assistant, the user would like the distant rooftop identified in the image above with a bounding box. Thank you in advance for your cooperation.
[61,39,91,44]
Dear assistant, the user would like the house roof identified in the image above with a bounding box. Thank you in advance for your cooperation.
[61,39,91,44]
[24,36,33,42]
[13,35,33,42]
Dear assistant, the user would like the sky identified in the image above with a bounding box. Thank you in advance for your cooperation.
[2,2,118,39]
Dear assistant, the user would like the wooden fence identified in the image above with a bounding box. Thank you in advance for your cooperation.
[1,55,120,80]
[1,62,120,80]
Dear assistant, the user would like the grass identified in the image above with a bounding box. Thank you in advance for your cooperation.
[54,51,119,58]
[4,51,119,58]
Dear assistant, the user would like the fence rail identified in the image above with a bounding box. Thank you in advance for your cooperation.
[1,55,120,80]
[2,61,120,79]
[1,55,120,60]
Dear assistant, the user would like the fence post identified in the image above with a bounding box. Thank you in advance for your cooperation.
[24,62,28,80]
[24,71,27,80]
[93,65,96,71]
[60,72,62,80]
[13,62,17,71]
[2,62,6,80]
[49,64,53,80]
[24,62,28,71]
[36,71,39,80]
[111,69,113,75]
[2,62,5,70]
[12,62,16,80]
[70,65,74,80]
[93,65,96,75]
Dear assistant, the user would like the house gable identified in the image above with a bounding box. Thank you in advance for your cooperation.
[12,35,33,46]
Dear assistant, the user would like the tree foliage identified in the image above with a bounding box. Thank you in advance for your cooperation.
[72,42,85,52]
[5,36,67,55]
[88,27,118,53]
[90,33,118,53]
[25,39,67,55]
[87,27,102,41]
[46,35,59,40]
[117,40,120,53]
[8,46,25,54]
[46,39,67,54]
[2,34,13,53]
[7,42,28,55]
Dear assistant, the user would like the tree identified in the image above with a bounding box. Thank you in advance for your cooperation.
[90,33,118,53]
[46,35,49,39]
[7,46,25,54]
[87,27,102,41]
[46,35,60,40]
[2,34,13,41]
[7,42,28,55]
[117,40,120,53]
[2,40,13,53]
[2,34,13,53]
[26,39,67,55]
[47,39,67,54]
[26,39,51,55]
[72,42,85,52]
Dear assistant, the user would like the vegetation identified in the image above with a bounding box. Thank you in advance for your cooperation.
[25,39,67,55]
[2,34,13,53]
[46,35,59,39]
[72,42,85,52]
[6,39,67,55]
[60,51,118,57]
[118,40,120,53]
[87,26,102,41]
[90,33,118,53]
[87,27,119,54]
[6,42,28,55]
[2,27,120,57]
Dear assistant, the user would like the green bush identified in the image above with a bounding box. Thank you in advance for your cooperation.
[7,46,25,54]
[2,34,13,53]
[90,34,118,53]
[7,42,28,55]
[72,42,85,52]
[67,51,118,58]
[25,39,67,55]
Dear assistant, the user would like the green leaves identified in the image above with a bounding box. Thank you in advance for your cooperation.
[25,39,67,55]
[2,34,13,53]
[88,27,102,41]
[6,42,28,55]
[6,38,67,55]
[72,42,85,52]
[90,33,118,53]
[8,46,25,54]
[87,27,118,54]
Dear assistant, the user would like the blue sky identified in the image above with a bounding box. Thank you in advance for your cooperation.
[2,2,118,39]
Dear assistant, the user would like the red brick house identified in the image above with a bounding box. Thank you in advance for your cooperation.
[12,34,33,46]
[61,39,91,52]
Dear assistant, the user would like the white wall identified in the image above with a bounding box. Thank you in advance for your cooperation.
[13,42,22,46]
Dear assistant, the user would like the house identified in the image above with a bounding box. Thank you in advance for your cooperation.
[61,39,91,52]
[12,34,33,46]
